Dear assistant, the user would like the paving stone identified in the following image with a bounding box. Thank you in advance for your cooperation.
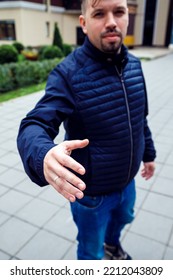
[0,190,32,215]
[122,232,165,260]
[0,250,11,260]
[163,247,173,260]
[44,207,77,241]
[151,177,173,197]
[15,177,45,197]
[38,185,68,207]
[142,192,173,219]
[0,211,10,226]
[0,217,38,256]
[0,169,26,188]
[0,152,21,168]
[63,243,77,260]
[135,187,148,209]
[16,229,72,260]
[159,165,173,180]
[130,210,172,243]
[16,198,59,227]
[0,185,8,197]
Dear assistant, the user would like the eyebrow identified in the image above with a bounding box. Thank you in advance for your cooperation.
[91,5,127,16]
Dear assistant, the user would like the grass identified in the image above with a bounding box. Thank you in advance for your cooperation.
[0,82,46,103]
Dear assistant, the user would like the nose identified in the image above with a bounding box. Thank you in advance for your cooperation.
[105,12,117,29]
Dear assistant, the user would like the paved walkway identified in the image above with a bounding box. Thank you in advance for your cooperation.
[0,50,173,260]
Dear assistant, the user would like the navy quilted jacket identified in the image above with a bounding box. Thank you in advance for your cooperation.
[17,37,156,195]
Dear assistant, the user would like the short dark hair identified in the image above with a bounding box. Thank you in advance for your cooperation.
[81,0,101,14]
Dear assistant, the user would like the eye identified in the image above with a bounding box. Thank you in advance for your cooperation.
[93,10,104,18]
[115,9,126,16]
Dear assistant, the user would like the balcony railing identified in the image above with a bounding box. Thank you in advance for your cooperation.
[63,0,81,10]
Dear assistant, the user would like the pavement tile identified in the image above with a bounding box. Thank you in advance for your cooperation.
[0,185,9,197]
[135,171,155,190]
[0,152,21,168]
[63,243,77,260]
[0,169,26,188]
[135,187,148,209]
[15,177,45,197]
[151,177,173,197]
[15,198,59,227]
[44,207,77,241]
[122,232,165,260]
[142,192,173,219]
[16,229,72,260]
[165,153,173,165]
[130,210,172,244]
[0,217,38,256]
[0,165,8,175]
[0,250,11,260]
[0,211,10,226]
[168,231,173,247]
[0,139,18,152]
[38,185,68,207]
[0,189,32,215]
[163,247,173,260]
[159,165,173,180]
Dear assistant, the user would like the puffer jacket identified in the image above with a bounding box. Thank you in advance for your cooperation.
[17,37,156,195]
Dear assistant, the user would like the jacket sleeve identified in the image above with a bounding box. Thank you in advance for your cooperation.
[17,65,75,186]
[143,118,156,162]
[142,70,156,162]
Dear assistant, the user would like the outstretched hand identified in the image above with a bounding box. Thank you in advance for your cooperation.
[43,139,89,202]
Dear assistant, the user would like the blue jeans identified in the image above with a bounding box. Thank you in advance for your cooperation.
[70,180,136,260]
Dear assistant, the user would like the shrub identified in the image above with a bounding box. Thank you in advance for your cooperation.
[0,58,61,93]
[0,64,14,92]
[63,43,73,56]
[0,45,18,64]
[53,23,63,51]
[38,45,49,60]
[13,41,24,53]
[42,45,63,59]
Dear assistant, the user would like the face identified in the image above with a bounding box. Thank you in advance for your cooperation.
[80,0,129,54]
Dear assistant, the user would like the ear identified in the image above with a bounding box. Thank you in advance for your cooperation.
[79,15,88,34]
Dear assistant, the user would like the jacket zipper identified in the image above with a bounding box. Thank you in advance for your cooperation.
[115,66,134,185]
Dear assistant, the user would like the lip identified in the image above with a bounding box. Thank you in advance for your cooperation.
[103,34,120,42]
[102,33,120,39]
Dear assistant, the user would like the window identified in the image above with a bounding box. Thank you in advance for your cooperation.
[45,21,50,37]
[143,0,157,46]
[0,20,16,41]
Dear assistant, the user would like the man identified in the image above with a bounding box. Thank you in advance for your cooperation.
[17,0,156,260]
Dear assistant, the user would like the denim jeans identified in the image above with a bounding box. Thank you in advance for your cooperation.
[70,180,136,260]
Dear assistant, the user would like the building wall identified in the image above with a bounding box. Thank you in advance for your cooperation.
[153,0,170,46]
[134,0,146,45]
[62,14,80,45]
[134,0,172,47]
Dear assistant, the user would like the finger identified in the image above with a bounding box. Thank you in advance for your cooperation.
[52,177,84,202]
[49,164,86,191]
[64,139,89,152]
[55,153,86,175]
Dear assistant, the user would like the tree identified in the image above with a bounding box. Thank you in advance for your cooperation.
[52,23,63,51]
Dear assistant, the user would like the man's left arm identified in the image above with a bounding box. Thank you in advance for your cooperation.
[142,118,156,180]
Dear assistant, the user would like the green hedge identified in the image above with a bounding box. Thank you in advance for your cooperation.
[0,58,61,93]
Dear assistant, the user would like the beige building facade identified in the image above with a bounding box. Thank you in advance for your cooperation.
[0,0,173,48]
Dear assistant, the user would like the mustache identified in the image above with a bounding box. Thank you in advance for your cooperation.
[101,29,122,38]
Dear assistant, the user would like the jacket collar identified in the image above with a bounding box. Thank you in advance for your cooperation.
[82,36,129,67]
